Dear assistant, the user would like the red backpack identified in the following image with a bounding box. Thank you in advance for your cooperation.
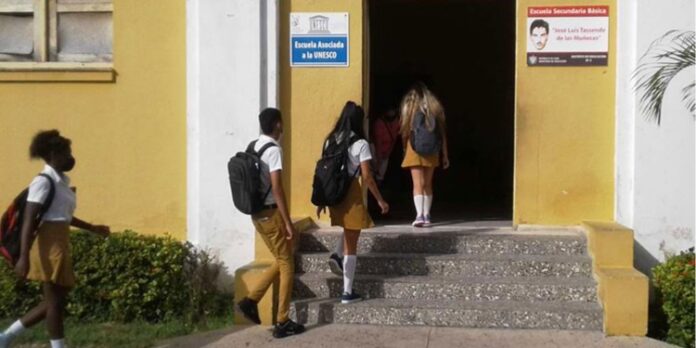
[372,117,400,160]
[0,174,55,266]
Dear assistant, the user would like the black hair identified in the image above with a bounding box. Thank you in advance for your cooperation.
[324,101,366,146]
[259,108,282,135]
[29,130,71,161]
[530,19,549,34]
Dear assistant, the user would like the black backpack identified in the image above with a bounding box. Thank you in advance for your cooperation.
[228,140,278,215]
[311,135,359,207]
[410,111,441,156]
[0,174,56,266]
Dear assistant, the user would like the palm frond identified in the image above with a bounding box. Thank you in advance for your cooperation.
[633,30,695,125]
[682,81,695,115]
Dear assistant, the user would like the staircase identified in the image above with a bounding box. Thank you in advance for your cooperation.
[289,225,603,330]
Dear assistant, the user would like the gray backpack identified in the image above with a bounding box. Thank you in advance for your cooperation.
[410,111,441,155]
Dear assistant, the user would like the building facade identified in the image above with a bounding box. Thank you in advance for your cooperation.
[1,0,693,303]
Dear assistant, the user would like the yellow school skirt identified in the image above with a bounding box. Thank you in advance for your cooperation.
[401,140,440,168]
[27,222,75,287]
[329,179,374,230]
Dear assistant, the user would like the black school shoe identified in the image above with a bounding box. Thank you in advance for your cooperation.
[237,297,261,324]
[273,319,305,338]
[328,253,343,275]
[341,291,363,304]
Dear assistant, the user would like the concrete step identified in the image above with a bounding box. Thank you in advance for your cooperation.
[292,273,598,303]
[299,228,587,256]
[295,252,593,278]
[289,298,603,330]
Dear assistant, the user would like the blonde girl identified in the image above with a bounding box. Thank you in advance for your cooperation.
[400,83,449,227]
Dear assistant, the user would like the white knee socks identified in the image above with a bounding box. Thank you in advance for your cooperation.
[413,195,424,217]
[3,320,25,338]
[343,255,357,294]
[334,232,344,258]
[50,338,66,348]
[424,195,433,217]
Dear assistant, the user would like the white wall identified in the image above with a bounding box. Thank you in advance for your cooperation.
[616,0,695,274]
[187,0,278,288]
[615,0,637,228]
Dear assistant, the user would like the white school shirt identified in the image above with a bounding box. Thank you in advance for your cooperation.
[26,164,76,222]
[254,134,283,206]
[332,133,372,178]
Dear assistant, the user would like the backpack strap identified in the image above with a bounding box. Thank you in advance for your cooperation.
[246,140,278,157]
[258,142,278,204]
[36,173,56,221]
[256,142,278,158]
[249,141,279,205]
[348,134,360,146]
[347,135,362,177]
[245,140,258,154]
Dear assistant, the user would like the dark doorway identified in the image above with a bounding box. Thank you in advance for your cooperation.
[367,0,515,222]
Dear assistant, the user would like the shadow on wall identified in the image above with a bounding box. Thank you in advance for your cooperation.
[634,240,660,279]
[634,240,660,298]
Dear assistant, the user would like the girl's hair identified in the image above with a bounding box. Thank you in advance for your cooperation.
[325,101,366,146]
[29,130,71,161]
[399,82,445,138]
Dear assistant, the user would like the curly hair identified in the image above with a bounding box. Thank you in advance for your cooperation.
[29,130,71,161]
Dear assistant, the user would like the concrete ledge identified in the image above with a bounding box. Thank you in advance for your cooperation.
[0,63,116,82]
[584,221,634,269]
[235,216,317,325]
[596,268,649,336]
[583,221,648,336]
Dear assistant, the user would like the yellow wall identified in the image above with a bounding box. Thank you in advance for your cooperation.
[280,0,364,220]
[514,0,616,225]
[0,1,187,238]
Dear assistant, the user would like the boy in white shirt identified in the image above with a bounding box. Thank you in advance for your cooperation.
[236,108,305,339]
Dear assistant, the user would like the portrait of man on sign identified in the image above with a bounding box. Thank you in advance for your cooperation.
[529,19,550,50]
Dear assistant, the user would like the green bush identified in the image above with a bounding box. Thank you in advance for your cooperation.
[653,248,695,348]
[0,231,231,324]
[0,264,42,317]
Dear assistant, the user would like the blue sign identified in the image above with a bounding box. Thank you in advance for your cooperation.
[290,12,349,67]
[291,36,348,66]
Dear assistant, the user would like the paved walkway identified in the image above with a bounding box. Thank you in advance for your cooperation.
[158,324,677,348]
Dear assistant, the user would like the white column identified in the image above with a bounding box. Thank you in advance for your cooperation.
[186,0,201,245]
[187,0,279,285]
[261,0,279,109]
[614,0,638,228]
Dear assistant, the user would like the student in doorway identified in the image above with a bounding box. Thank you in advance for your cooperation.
[235,108,305,339]
[318,101,390,303]
[370,107,401,183]
[400,83,449,227]
[0,130,110,348]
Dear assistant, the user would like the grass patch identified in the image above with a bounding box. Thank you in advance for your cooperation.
[0,315,233,348]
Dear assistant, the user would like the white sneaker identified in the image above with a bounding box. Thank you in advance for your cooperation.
[412,215,425,228]
[0,333,11,348]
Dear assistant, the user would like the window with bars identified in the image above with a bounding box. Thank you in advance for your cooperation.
[0,0,112,63]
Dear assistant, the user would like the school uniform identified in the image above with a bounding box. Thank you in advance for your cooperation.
[401,139,440,168]
[402,112,442,168]
[26,165,76,287]
[329,135,375,230]
[246,134,294,323]
[370,116,400,181]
